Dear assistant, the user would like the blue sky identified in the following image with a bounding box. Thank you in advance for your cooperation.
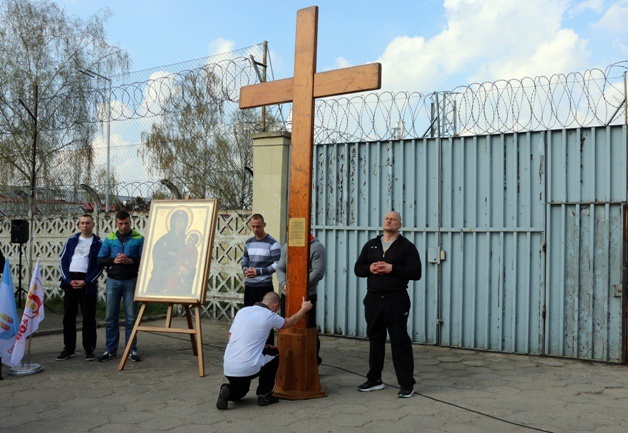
[59,0,628,93]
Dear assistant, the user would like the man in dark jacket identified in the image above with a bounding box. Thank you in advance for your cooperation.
[354,211,422,398]
[97,210,144,362]
[57,214,103,361]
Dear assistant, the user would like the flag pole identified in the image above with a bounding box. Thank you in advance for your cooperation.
[8,335,43,376]
[8,338,43,376]
[27,335,32,366]
[8,259,44,376]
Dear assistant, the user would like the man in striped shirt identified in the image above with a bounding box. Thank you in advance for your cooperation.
[241,214,281,308]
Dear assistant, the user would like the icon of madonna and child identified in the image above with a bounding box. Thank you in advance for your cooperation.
[145,207,203,296]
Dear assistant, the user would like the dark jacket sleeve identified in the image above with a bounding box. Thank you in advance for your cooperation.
[391,240,422,281]
[354,241,372,278]
[97,256,114,267]
[85,239,104,285]
[60,236,74,285]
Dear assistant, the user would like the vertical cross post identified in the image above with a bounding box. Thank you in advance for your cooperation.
[240,5,381,399]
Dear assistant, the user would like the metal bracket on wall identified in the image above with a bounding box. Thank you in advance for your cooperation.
[612,284,622,298]
[428,247,445,264]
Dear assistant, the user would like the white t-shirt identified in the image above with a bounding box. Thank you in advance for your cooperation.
[223,305,286,377]
[69,235,94,273]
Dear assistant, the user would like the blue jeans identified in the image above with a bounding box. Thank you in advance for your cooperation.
[104,277,138,353]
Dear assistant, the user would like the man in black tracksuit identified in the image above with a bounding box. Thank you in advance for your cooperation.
[354,211,422,398]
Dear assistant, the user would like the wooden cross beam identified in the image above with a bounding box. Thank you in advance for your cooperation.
[240,6,381,325]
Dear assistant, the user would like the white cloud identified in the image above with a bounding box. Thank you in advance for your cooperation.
[208,38,235,56]
[330,57,352,70]
[90,128,150,184]
[570,0,605,15]
[377,0,590,92]
[481,29,588,82]
[139,71,179,116]
[610,39,628,57]
[594,0,628,34]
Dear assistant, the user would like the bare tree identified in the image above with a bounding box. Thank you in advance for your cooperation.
[141,67,271,209]
[0,0,129,192]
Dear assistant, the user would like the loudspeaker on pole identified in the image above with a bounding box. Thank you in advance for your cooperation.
[11,219,29,244]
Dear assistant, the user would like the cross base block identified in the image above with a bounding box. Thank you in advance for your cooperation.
[274,327,327,400]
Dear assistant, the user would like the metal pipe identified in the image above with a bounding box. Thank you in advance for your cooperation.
[262,41,268,131]
[79,69,112,213]
[607,74,627,126]
[160,179,182,199]
[18,84,38,280]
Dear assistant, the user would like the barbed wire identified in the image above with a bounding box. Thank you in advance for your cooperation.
[3,51,625,139]
[306,61,627,143]
[2,42,626,187]
[0,44,265,135]
[303,61,628,143]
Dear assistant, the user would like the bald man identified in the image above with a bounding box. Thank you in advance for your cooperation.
[217,291,312,410]
[354,211,422,398]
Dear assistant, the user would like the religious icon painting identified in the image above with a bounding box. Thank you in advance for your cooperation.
[135,199,218,304]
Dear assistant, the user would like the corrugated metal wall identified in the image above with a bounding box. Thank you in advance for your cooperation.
[312,125,626,362]
[544,127,626,362]
[438,133,545,354]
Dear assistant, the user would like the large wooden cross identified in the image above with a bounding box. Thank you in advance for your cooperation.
[240,5,381,399]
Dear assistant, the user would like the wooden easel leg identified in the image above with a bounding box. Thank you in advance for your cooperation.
[166,303,173,327]
[194,304,204,377]
[184,305,198,356]
[118,303,147,371]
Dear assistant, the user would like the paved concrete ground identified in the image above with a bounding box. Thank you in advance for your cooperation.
[1,311,626,433]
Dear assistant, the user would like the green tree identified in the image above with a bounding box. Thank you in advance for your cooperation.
[141,69,270,210]
[0,0,129,192]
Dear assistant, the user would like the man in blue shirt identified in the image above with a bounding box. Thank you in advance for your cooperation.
[97,210,144,363]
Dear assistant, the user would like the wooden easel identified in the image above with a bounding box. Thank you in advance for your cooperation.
[118,301,205,376]
[240,6,381,399]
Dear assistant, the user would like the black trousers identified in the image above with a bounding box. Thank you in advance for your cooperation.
[226,355,279,400]
[244,284,275,345]
[243,283,275,307]
[363,290,415,388]
[62,273,97,354]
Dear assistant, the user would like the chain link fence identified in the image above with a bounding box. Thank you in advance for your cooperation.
[2,42,625,187]
[2,41,627,320]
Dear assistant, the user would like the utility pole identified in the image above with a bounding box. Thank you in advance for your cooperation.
[80,69,112,212]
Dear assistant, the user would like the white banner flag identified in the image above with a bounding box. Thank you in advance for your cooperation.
[0,259,20,366]
[10,259,45,366]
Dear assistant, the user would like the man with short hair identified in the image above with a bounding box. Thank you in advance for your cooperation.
[241,214,281,307]
[97,210,144,362]
[354,211,422,398]
[56,214,103,361]
[216,291,312,410]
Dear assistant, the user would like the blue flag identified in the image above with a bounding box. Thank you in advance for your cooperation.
[0,259,19,365]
